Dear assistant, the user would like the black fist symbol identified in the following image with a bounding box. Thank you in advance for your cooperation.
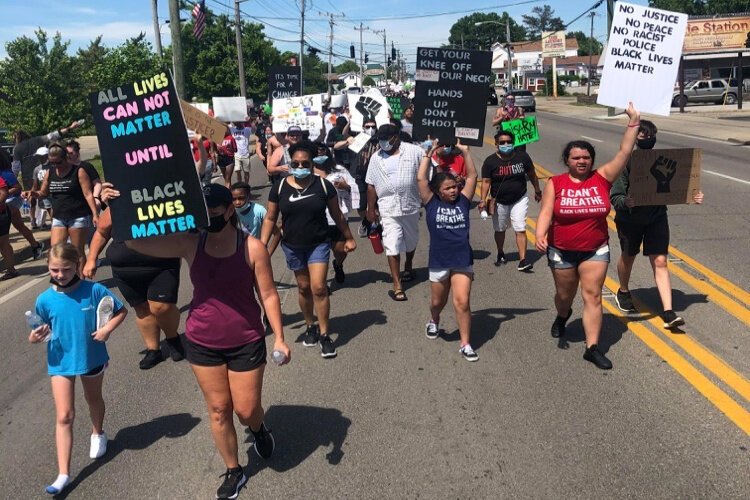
[649,155,677,193]
[355,96,382,123]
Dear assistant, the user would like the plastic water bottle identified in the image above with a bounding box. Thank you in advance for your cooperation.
[21,199,31,218]
[480,210,489,220]
[271,350,287,365]
[25,311,50,342]
[96,296,115,330]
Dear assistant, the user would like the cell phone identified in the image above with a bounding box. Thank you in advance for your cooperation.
[75,119,86,127]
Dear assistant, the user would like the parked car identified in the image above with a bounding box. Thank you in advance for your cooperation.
[487,86,498,106]
[503,90,536,112]
[672,78,739,106]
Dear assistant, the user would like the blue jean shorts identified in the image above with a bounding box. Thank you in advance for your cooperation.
[52,216,91,229]
[547,244,610,269]
[281,241,331,271]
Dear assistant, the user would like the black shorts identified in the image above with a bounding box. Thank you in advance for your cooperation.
[217,154,234,169]
[0,210,10,237]
[328,225,346,242]
[112,266,180,307]
[184,336,267,372]
[616,215,669,256]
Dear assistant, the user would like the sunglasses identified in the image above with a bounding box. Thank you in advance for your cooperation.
[364,125,376,130]
[49,160,64,165]
[497,140,513,145]
[290,160,312,169]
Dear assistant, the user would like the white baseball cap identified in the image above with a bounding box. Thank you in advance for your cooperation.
[35,146,49,156]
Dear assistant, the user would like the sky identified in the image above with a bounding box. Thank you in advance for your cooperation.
[1,0,651,65]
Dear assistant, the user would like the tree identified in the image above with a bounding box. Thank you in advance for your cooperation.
[335,60,360,75]
[570,30,602,56]
[363,76,376,86]
[522,5,565,39]
[448,12,527,51]
[88,34,161,95]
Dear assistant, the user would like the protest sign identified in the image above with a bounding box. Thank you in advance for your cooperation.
[89,71,208,241]
[271,94,323,134]
[500,116,539,146]
[190,102,210,114]
[348,89,390,132]
[180,100,229,144]
[212,96,247,122]
[329,94,347,108]
[386,96,411,120]
[268,66,302,100]
[412,47,492,146]
[629,148,701,206]
[348,132,372,154]
[597,2,687,116]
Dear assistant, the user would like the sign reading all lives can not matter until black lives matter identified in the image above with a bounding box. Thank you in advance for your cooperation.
[597,2,687,116]
[89,71,208,241]
[413,48,492,146]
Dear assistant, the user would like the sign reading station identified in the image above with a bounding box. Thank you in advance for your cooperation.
[412,47,492,146]
[89,71,208,241]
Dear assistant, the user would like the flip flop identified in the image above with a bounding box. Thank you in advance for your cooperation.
[388,289,408,301]
[400,270,415,282]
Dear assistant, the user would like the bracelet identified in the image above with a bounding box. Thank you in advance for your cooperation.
[627,122,641,128]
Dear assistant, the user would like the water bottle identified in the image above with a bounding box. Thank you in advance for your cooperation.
[368,223,384,255]
[25,311,50,342]
[480,210,489,220]
[96,296,115,330]
[21,199,31,218]
[271,350,287,365]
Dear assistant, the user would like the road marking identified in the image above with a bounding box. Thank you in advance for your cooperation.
[581,135,604,143]
[703,169,750,186]
[0,272,49,306]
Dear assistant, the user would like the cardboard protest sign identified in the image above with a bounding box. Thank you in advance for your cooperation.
[500,117,539,146]
[212,96,247,122]
[348,132,372,154]
[347,89,390,132]
[629,148,701,206]
[597,2,687,116]
[271,94,323,134]
[89,71,208,241]
[268,66,302,100]
[180,100,229,144]
[412,48,492,146]
[386,96,411,120]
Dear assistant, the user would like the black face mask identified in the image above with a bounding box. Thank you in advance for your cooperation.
[50,274,81,289]
[207,213,230,233]
[637,137,656,150]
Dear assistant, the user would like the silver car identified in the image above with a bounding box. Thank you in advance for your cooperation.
[672,79,739,106]
[503,90,536,112]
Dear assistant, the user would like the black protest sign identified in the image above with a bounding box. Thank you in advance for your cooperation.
[89,71,208,241]
[412,48,492,146]
[386,96,411,120]
[268,66,302,100]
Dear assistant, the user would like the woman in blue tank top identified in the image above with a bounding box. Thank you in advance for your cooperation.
[417,139,479,362]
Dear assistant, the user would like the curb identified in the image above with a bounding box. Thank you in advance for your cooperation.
[0,236,52,272]
[728,138,750,145]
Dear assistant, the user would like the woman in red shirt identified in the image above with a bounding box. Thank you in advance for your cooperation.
[535,102,640,370]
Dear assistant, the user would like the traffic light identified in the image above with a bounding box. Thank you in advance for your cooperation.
[350,45,355,59]
[391,42,396,60]
[387,56,392,66]
[365,53,369,64]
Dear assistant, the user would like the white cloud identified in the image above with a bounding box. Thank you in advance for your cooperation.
[10,21,156,44]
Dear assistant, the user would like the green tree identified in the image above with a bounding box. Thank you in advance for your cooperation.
[649,0,748,15]
[336,60,360,74]
[570,30,602,56]
[363,76,376,86]
[301,48,328,94]
[448,12,527,51]
[522,5,565,39]
[88,34,161,93]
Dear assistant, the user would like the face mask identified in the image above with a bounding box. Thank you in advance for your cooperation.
[238,202,253,215]
[379,140,394,152]
[506,101,515,108]
[637,137,656,150]
[498,144,514,155]
[442,146,453,155]
[364,127,375,137]
[421,140,432,151]
[50,274,80,289]
[207,213,229,233]
[291,167,311,179]
[313,156,328,165]
[265,134,273,139]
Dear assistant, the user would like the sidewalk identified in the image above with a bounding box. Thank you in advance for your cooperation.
[1,222,51,272]
[534,96,750,144]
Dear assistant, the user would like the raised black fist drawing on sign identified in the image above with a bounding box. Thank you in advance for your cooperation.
[355,96,382,124]
[650,155,678,193]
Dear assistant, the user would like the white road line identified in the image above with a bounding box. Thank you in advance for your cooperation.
[0,272,50,306]
[581,135,603,143]
[703,169,750,186]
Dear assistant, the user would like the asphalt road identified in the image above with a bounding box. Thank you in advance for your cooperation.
[1,110,749,499]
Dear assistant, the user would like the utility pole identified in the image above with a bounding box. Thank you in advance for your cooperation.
[235,0,247,97]
[587,11,595,97]
[168,0,184,97]
[354,23,369,88]
[299,0,306,94]
[373,29,387,86]
[505,18,514,90]
[320,11,345,96]
[151,0,163,58]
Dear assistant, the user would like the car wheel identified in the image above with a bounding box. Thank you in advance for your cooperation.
[724,93,737,105]
[672,95,687,107]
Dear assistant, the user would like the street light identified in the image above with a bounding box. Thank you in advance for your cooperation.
[475,20,514,90]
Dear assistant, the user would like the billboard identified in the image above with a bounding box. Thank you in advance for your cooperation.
[542,31,567,58]
[683,15,750,52]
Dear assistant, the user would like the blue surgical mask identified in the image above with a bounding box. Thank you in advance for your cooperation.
[421,140,432,151]
[442,146,453,155]
[498,144,514,154]
[379,140,394,152]
[291,168,311,179]
[313,155,328,165]
[265,133,273,139]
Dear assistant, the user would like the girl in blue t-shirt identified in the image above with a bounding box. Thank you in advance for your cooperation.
[417,139,479,362]
[28,243,127,495]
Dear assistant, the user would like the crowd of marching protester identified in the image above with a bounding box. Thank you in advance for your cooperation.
[2,94,705,498]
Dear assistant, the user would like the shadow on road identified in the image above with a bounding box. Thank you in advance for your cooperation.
[336,268,392,289]
[329,309,387,348]
[558,313,628,353]
[57,413,201,498]
[244,405,351,474]
[468,307,546,350]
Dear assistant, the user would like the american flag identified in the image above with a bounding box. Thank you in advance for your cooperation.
[192,1,206,40]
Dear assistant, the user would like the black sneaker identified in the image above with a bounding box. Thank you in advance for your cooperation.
[216,466,247,499]
[583,344,613,370]
[139,349,164,370]
[357,223,369,238]
[661,310,685,329]
[302,324,319,347]
[517,259,532,272]
[32,241,45,260]
[550,308,573,338]
[332,259,345,283]
[615,289,637,313]
[494,252,507,266]
[165,336,185,362]
[320,335,337,358]
[251,423,275,459]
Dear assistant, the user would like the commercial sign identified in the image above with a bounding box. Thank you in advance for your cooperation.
[683,15,750,52]
[542,31,567,58]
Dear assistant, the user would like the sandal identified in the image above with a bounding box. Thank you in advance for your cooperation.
[400,270,415,282]
[388,289,408,301]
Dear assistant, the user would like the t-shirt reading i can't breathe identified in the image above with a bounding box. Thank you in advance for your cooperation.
[481,151,534,205]
[549,170,611,251]
[425,194,472,269]
[269,175,336,248]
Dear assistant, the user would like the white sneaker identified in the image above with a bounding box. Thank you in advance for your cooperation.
[459,344,479,362]
[90,432,107,459]
[425,321,439,340]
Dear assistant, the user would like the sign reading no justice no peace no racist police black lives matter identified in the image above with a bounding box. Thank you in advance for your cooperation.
[89,71,208,242]
[413,48,493,147]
